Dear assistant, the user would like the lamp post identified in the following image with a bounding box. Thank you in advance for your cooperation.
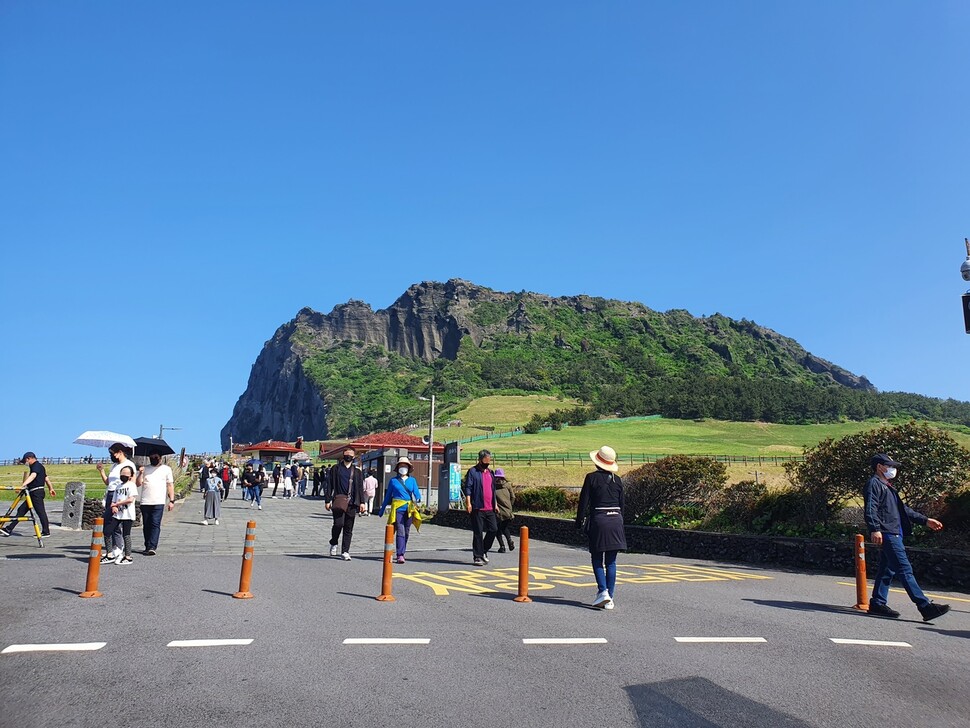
[158,424,182,440]
[418,395,435,506]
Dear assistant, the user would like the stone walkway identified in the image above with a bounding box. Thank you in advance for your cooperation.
[0,490,473,559]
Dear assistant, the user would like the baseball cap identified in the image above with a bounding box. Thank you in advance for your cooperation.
[20,452,36,464]
[870,453,902,468]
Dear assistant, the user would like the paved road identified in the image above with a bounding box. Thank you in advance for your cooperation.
[1,493,968,727]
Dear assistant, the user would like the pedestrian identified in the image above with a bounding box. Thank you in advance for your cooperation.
[202,469,222,525]
[220,462,232,501]
[576,446,626,610]
[378,457,422,563]
[864,453,950,622]
[257,465,267,501]
[97,443,137,562]
[494,468,515,553]
[242,463,262,510]
[232,464,241,497]
[282,462,294,499]
[363,468,379,515]
[462,449,498,566]
[109,465,137,564]
[325,447,365,560]
[311,466,322,498]
[135,450,175,555]
[271,463,281,498]
[0,451,56,537]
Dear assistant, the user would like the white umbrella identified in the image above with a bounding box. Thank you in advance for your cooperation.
[73,430,136,449]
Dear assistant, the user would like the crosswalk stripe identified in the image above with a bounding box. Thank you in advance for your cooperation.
[522,638,608,645]
[675,637,767,643]
[830,638,911,647]
[167,639,254,647]
[343,638,430,645]
[2,642,107,654]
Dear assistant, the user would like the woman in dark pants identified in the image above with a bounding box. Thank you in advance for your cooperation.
[576,446,627,610]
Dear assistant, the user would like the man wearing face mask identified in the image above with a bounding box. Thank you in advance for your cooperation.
[96,443,136,562]
[864,453,950,622]
[136,450,175,555]
[325,447,365,560]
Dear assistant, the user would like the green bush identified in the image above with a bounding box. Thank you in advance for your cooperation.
[623,455,727,524]
[703,479,767,532]
[640,505,705,529]
[515,486,578,512]
[785,420,970,521]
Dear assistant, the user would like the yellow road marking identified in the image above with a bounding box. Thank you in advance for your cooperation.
[394,563,772,596]
[836,581,970,604]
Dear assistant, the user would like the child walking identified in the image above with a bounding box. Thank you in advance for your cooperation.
[111,465,138,564]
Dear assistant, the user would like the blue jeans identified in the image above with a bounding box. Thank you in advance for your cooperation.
[591,550,618,597]
[394,509,413,557]
[871,534,929,608]
[250,487,261,506]
[140,504,164,551]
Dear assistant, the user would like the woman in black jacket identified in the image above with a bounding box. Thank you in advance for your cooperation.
[576,446,626,610]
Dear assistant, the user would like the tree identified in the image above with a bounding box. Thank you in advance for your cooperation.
[785,421,970,522]
[623,455,728,524]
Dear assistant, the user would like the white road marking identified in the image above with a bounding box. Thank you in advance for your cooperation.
[166,639,254,648]
[829,638,912,647]
[675,637,768,643]
[2,642,107,654]
[523,638,608,645]
[343,638,431,645]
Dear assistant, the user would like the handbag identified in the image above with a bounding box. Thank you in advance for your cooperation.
[332,493,350,511]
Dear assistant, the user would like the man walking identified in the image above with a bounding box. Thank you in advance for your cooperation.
[1,452,56,537]
[135,450,175,555]
[462,449,498,566]
[864,453,950,622]
[325,447,365,560]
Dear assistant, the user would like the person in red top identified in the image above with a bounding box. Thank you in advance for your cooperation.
[462,449,498,566]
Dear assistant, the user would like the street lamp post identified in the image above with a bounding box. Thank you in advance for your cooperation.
[418,395,435,506]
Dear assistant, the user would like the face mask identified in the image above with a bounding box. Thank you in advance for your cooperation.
[398,467,409,476]
[343,455,354,463]
[120,474,131,483]
[884,467,897,480]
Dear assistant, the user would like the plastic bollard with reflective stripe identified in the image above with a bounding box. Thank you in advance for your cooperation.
[376,524,396,602]
[852,533,869,611]
[233,520,257,599]
[80,518,104,598]
[513,525,532,603]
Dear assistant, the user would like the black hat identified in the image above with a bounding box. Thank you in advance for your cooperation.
[870,453,902,468]
[20,452,36,464]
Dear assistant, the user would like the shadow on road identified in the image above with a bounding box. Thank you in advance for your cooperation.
[745,599,926,624]
[469,592,591,608]
[919,627,970,639]
[626,676,813,728]
[201,589,236,597]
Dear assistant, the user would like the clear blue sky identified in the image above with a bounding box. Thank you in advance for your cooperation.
[2,2,968,457]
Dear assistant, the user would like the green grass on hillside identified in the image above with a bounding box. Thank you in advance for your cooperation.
[450,416,970,456]
[421,394,578,441]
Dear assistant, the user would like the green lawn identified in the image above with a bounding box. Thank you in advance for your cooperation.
[424,394,578,441]
[450,416,970,457]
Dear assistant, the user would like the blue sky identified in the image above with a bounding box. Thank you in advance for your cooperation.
[2,1,968,457]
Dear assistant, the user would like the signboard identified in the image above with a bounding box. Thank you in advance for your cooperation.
[449,462,462,502]
[444,441,461,464]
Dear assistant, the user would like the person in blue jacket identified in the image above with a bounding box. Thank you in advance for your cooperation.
[379,456,422,563]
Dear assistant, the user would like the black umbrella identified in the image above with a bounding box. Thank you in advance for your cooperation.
[133,437,176,457]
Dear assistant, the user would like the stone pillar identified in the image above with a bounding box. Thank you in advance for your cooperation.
[61,481,85,529]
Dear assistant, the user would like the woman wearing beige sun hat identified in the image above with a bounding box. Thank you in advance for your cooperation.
[576,446,627,610]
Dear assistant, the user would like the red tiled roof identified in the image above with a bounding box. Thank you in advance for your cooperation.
[319,431,444,459]
[240,440,301,453]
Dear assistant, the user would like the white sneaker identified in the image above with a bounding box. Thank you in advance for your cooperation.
[330,545,338,557]
[214,520,219,525]
[201,520,208,526]
[341,552,351,561]
[257,505,262,510]
[604,599,615,610]
[114,552,124,565]
[592,590,612,608]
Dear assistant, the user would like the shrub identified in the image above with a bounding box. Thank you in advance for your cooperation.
[623,455,728,524]
[785,420,970,521]
[516,486,577,512]
[641,505,705,529]
[703,480,767,532]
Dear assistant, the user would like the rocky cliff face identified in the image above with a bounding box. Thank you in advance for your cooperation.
[220,279,872,450]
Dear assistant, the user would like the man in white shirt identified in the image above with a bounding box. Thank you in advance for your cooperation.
[136,450,175,556]
[96,443,137,562]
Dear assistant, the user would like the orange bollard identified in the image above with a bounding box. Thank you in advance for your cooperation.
[376,524,396,602]
[852,533,869,611]
[79,517,104,598]
[232,520,257,599]
[513,525,532,603]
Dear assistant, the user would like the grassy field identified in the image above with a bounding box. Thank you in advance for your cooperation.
[420,394,578,441]
[453,417,970,456]
[0,463,109,501]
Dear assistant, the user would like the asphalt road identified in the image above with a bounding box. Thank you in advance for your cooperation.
[1,494,968,727]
